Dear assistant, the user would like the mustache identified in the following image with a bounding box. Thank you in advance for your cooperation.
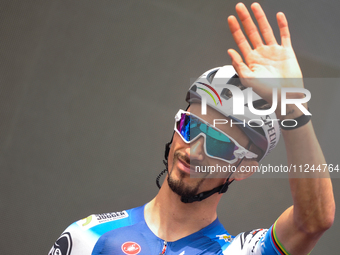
[174,151,203,168]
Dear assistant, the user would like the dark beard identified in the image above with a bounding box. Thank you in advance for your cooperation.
[167,151,206,198]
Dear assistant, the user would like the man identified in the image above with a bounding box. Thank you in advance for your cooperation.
[49,3,335,255]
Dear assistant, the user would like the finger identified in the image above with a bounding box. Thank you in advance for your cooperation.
[227,49,252,78]
[251,3,277,45]
[228,15,252,58]
[277,12,291,47]
[235,2,263,48]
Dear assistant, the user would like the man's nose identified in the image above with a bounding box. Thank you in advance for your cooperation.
[185,136,205,161]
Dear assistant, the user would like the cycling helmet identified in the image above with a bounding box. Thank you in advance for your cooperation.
[186,65,280,162]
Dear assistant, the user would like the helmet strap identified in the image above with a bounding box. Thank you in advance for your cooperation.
[156,132,174,189]
[180,156,244,203]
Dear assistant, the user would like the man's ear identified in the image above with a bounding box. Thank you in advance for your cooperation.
[232,159,259,181]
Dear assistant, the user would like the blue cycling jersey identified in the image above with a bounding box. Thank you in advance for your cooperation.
[49,204,287,255]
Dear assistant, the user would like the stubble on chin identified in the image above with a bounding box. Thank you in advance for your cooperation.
[167,151,205,198]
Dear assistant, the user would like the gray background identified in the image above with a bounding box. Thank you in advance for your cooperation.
[1,0,339,254]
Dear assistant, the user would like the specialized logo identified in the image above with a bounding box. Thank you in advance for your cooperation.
[196,82,223,106]
[121,241,141,255]
[49,232,72,255]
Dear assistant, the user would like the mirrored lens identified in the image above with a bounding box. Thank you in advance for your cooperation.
[176,113,190,141]
[176,113,237,161]
[205,138,236,161]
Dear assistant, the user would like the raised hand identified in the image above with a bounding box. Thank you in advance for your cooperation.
[227,3,303,107]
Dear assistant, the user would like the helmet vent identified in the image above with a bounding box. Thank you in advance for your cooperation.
[220,74,247,100]
[206,70,218,83]
[190,84,197,92]
[227,74,243,87]
[220,88,232,100]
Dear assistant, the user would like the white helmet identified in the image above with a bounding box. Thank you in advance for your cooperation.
[185,65,280,162]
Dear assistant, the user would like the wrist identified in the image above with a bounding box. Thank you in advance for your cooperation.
[275,102,309,121]
[279,107,311,130]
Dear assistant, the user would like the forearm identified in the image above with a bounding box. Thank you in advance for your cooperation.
[282,121,335,233]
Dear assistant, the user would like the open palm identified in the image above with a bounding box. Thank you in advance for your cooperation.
[227,3,303,102]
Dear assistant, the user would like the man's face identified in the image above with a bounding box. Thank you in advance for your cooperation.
[167,103,251,198]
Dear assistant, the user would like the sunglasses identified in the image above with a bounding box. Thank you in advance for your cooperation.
[174,109,258,164]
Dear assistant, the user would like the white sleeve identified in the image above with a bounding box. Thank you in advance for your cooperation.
[224,228,279,255]
[48,215,100,255]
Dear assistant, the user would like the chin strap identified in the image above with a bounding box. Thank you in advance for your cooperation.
[180,141,252,203]
[179,157,244,203]
[180,177,234,203]
[156,160,168,189]
[157,139,248,203]
[156,139,172,189]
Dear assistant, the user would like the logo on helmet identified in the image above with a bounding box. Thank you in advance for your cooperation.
[196,82,223,106]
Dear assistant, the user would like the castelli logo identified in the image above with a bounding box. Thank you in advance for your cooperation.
[121,241,141,255]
